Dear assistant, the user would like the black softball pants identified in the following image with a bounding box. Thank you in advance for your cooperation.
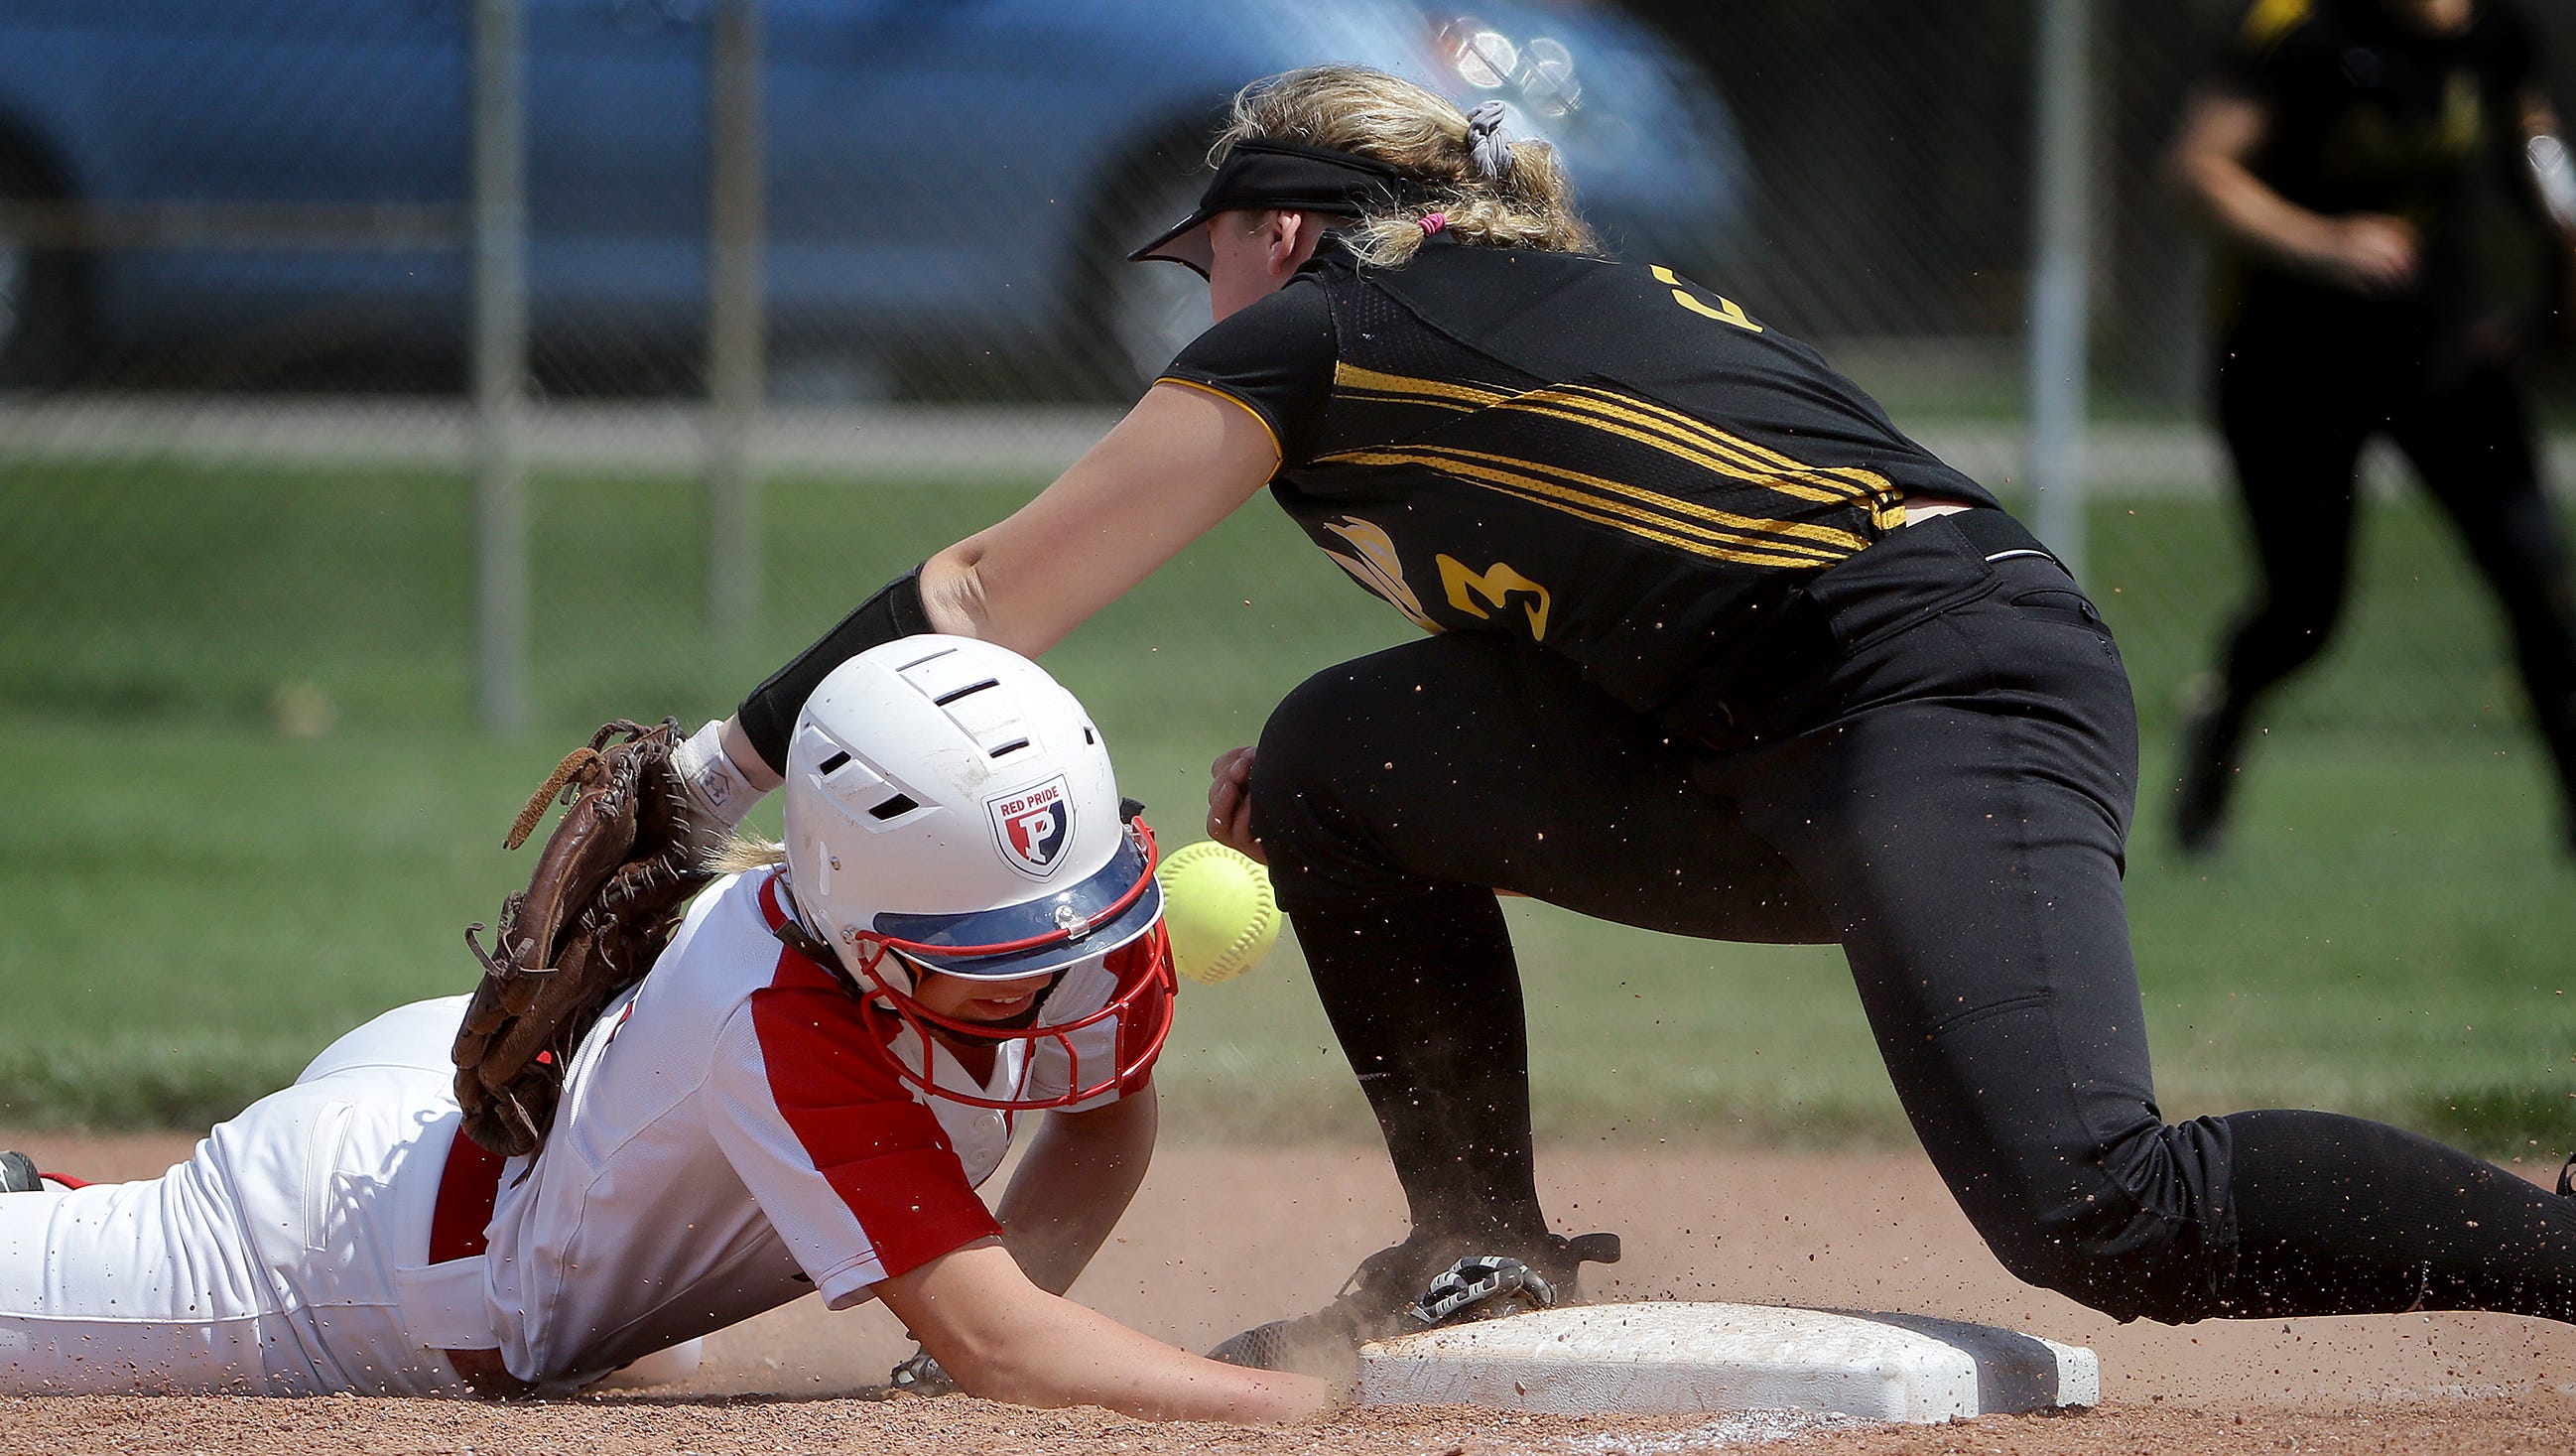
[1250,513,2576,1325]
[2210,334,2576,818]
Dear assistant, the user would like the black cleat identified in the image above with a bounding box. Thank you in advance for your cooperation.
[1408,1254,1559,1328]
[1208,1230,1620,1379]
[0,1151,41,1193]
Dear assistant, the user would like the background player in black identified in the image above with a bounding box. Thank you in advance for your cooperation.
[2168,0,2576,855]
[686,66,2576,1381]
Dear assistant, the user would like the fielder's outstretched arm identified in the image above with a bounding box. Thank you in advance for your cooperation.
[876,1240,1335,1422]
[920,379,1280,655]
[709,380,1280,789]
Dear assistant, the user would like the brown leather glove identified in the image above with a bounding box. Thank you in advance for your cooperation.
[454,720,721,1159]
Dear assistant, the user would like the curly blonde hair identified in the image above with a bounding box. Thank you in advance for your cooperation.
[1212,66,1598,268]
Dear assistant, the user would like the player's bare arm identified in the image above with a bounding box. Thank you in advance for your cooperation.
[708,208,1332,794]
[876,1240,1334,1422]
[993,1082,1158,1296]
[933,199,1340,652]
[2166,86,2417,293]
[706,381,1276,795]
[920,381,1279,656]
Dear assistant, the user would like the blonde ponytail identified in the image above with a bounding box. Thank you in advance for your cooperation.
[705,834,787,876]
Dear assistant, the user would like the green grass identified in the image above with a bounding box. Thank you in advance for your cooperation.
[4,457,2572,1157]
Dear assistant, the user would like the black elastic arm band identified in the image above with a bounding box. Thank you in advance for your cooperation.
[736,566,932,774]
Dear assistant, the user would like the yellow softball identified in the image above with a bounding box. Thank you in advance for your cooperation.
[1154,840,1281,986]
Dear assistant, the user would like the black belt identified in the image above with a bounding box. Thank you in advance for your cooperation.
[1944,507,2062,572]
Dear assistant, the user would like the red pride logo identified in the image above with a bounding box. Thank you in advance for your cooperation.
[987,776,1073,878]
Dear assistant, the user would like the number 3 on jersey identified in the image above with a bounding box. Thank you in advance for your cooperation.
[1652,266,1762,332]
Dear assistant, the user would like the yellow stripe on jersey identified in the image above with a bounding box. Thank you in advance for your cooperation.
[1562,384,1897,503]
[2240,0,2311,55]
[1331,361,1511,411]
[1406,445,1872,557]
[1500,384,1902,520]
[1320,446,1855,568]
[1336,450,1834,569]
[1324,361,1904,529]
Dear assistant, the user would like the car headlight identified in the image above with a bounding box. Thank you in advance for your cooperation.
[1435,17,1582,117]
[1519,37,1580,115]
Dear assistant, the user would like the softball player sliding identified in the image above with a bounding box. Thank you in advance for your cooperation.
[0,640,1331,1420]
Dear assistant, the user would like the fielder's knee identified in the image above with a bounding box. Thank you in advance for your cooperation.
[1976,1219,2230,1325]
[1959,1122,2240,1326]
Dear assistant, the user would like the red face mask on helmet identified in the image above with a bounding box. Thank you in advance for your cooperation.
[779,636,1176,1111]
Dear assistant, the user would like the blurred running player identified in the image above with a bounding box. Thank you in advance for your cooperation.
[2168,0,2576,854]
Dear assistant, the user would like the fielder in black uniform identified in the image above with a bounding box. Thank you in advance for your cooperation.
[678,66,2576,1382]
[2170,0,2576,855]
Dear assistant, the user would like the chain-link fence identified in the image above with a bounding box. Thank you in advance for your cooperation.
[4,0,2575,757]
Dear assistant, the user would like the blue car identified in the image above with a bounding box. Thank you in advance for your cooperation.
[0,0,1749,397]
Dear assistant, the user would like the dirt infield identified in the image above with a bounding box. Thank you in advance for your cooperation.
[3,1130,2569,1454]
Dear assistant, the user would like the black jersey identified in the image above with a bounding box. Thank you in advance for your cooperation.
[2214,0,2544,337]
[1159,234,1996,716]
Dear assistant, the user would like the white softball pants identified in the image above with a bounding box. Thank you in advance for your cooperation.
[0,997,478,1394]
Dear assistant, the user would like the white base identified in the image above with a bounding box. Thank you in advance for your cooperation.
[1355,1302,2098,1422]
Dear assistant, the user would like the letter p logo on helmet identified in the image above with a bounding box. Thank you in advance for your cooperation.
[991,777,1073,877]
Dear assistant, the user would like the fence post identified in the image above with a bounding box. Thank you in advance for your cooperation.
[707,0,766,650]
[472,0,529,730]
[2024,0,2094,582]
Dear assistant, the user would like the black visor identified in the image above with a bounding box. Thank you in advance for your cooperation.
[1125,138,1410,277]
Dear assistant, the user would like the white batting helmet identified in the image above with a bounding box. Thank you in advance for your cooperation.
[780,635,1172,1108]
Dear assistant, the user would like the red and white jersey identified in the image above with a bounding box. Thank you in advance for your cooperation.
[483,867,1161,1385]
